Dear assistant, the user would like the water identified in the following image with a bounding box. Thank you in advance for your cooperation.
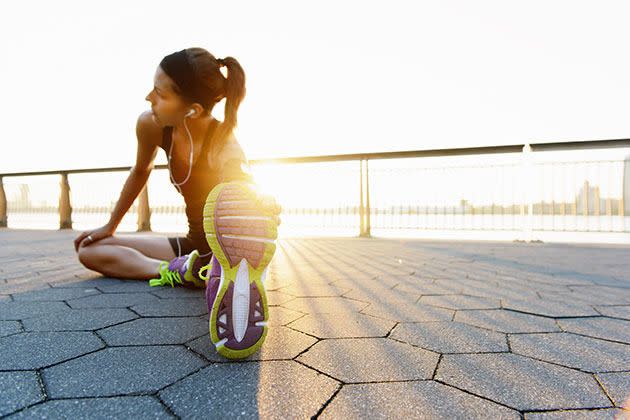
[5,211,630,244]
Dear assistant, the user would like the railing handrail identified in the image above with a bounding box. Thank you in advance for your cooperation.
[2,137,630,178]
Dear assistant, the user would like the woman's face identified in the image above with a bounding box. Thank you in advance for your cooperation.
[145,66,189,127]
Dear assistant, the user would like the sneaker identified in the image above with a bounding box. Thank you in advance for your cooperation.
[201,181,278,359]
[200,254,269,315]
[149,249,206,289]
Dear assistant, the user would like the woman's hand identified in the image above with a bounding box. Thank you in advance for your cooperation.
[74,224,116,252]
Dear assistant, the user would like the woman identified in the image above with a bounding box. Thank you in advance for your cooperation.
[74,47,281,287]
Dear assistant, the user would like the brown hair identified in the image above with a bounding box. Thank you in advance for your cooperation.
[178,47,246,170]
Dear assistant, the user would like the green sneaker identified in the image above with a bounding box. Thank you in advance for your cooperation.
[149,249,206,289]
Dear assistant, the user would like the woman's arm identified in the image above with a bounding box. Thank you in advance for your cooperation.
[220,158,254,183]
[216,134,282,226]
[216,133,254,184]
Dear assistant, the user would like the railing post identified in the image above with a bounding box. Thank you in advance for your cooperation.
[359,159,365,236]
[0,176,7,228]
[521,144,533,241]
[365,158,371,237]
[137,183,151,232]
[59,172,72,229]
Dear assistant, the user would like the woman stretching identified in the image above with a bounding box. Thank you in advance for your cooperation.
[74,47,281,359]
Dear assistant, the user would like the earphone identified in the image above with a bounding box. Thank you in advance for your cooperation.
[168,108,213,259]
[167,109,195,188]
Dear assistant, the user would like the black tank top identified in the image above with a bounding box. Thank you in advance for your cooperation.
[158,120,254,256]
[159,121,221,255]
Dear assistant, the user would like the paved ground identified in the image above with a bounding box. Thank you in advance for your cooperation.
[0,228,629,419]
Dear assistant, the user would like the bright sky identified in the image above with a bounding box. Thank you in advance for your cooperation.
[1,0,630,174]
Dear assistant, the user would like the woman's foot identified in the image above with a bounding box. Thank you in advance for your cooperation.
[202,181,279,359]
[149,249,206,289]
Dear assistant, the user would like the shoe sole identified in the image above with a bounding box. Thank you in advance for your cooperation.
[203,181,277,359]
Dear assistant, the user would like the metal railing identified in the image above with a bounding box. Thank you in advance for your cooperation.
[2,138,630,241]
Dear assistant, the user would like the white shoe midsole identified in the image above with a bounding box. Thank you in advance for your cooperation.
[233,258,250,343]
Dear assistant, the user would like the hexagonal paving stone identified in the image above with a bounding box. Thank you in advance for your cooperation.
[0,283,52,295]
[523,408,626,419]
[596,372,630,408]
[22,308,138,331]
[296,337,439,383]
[454,309,560,333]
[287,312,395,338]
[539,290,630,306]
[4,396,173,419]
[0,320,22,337]
[557,317,630,344]
[148,287,205,299]
[10,287,101,302]
[97,317,207,345]
[320,380,520,419]
[277,282,349,297]
[281,296,369,314]
[94,281,158,293]
[159,360,339,418]
[390,321,508,353]
[550,273,617,287]
[501,297,600,318]
[568,285,630,302]
[265,290,296,306]
[393,281,463,296]
[0,371,44,417]
[267,306,305,326]
[49,277,128,289]
[360,299,454,323]
[594,305,630,320]
[67,292,162,309]
[341,285,421,306]
[0,331,104,369]
[42,346,207,398]
[0,301,70,320]
[130,298,207,317]
[419,294,501,310]
[187,325,317,361]
[463,281,542,299]
[436,353,611,411]
[510,332,630,372]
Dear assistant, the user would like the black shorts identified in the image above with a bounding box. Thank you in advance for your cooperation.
[167,236,197,257]
[167,236,213,264]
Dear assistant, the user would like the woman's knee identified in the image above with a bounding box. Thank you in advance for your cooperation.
[77,245,97,269]
[77,243,111,269]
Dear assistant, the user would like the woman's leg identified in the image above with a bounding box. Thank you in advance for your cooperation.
[77,233,180,280]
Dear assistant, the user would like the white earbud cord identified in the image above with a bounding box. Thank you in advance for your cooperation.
[167,114,213,259]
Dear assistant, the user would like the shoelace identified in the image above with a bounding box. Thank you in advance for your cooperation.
[149,260,186,288]
[198,263,211,281]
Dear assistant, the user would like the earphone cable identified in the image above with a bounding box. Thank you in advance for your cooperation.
[167,115,213,259]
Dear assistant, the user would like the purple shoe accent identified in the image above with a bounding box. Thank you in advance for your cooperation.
[205,255,222,313]
[168,254,189,280]
[206,277,220,314]
[210,254,222,277]
[213,280,266,351]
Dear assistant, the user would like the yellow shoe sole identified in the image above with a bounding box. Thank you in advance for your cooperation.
[203,181,277,359]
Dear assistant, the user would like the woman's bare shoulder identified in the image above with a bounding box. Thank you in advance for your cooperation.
[218,132,247,163]
[136,110,163,148]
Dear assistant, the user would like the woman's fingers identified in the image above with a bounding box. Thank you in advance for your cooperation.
[74,231,89,252]
[77,230,98,250]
